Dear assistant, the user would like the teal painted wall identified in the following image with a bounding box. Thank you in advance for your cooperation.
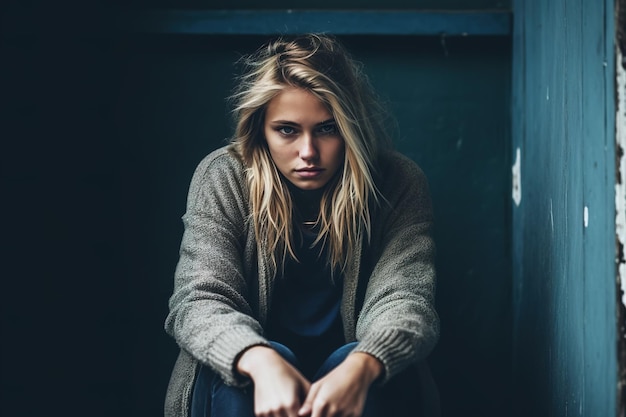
[511,0,618,416]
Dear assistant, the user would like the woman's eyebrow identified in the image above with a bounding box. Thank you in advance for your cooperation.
[268,119,335,126]
[268,120,300,126]
[316,119,336,126]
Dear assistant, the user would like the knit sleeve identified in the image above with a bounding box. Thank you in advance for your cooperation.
[352,152,439,384]
[164,148,270,387]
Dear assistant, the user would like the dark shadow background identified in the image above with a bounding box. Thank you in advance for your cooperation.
[2,2,511,416]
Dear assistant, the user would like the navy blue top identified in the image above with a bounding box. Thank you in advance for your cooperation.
[272,226,342,337]
[266,183,345,377]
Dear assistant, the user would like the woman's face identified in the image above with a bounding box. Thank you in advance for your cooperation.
[264,87,345,191]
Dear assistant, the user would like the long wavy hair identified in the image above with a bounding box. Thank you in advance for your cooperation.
[230,34,390,273]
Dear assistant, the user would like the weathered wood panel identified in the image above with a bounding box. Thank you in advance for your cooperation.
[511,0,618,415]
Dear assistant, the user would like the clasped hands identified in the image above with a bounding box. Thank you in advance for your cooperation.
[236,345,383,417]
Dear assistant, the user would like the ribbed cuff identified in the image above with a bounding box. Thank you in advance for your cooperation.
[351,328,419,384]
[208,327,270,387]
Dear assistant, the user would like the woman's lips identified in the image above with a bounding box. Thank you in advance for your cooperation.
[295,167,324,178]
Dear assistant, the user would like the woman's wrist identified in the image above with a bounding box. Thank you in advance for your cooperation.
[344,352,384,385]
[236,345,280,379]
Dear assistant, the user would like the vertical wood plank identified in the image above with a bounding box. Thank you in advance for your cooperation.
[512,0,618,415]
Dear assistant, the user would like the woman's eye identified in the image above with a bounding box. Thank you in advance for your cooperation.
[277,126,296,135]
[318,124,337,135]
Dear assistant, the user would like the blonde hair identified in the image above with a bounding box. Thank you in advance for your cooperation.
[230,34,390,273]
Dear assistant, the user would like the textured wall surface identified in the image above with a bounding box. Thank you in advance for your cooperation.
[511,0,618,415]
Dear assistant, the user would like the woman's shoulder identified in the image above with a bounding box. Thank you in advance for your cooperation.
[194,145,245,176]
[374,150,433,223]
[376,150,429,188]
[184,145,249,212]
[189,145,247,187]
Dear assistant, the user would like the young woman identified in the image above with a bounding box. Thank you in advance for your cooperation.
[164,34,440,417]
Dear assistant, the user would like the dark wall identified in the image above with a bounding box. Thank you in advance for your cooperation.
[3,35,142,416]
[2,5,511,417]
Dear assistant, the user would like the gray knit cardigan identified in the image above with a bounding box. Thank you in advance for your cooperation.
[164,146,440,417]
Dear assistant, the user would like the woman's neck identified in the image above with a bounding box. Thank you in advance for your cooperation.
[287,181,326,225]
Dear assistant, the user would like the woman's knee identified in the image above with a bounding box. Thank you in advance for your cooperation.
[314,342,359,379]
[268,341,300,368]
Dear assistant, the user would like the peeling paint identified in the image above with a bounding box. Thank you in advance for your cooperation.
[584,206,589,228]
[512,147,522,207]
[616,46,626,307]
[617,3,626,414]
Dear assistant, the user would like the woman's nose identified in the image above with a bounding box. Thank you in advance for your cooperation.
[299,135,318,161]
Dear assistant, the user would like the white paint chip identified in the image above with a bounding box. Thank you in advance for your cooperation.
[550,198,554,233]
[584,206,589,228]
[512,148,522,207]
[616,48,626,307]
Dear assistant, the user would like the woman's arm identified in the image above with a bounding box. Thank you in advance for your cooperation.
[353,152,440,383]
[164,149,270,386]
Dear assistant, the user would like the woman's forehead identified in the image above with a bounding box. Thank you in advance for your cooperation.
[265,87,333,125]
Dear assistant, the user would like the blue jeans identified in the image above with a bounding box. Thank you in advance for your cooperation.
[191,342,420,417]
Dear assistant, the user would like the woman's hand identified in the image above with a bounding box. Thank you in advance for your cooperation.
[237,346,312,417]
[298,352,383,417]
